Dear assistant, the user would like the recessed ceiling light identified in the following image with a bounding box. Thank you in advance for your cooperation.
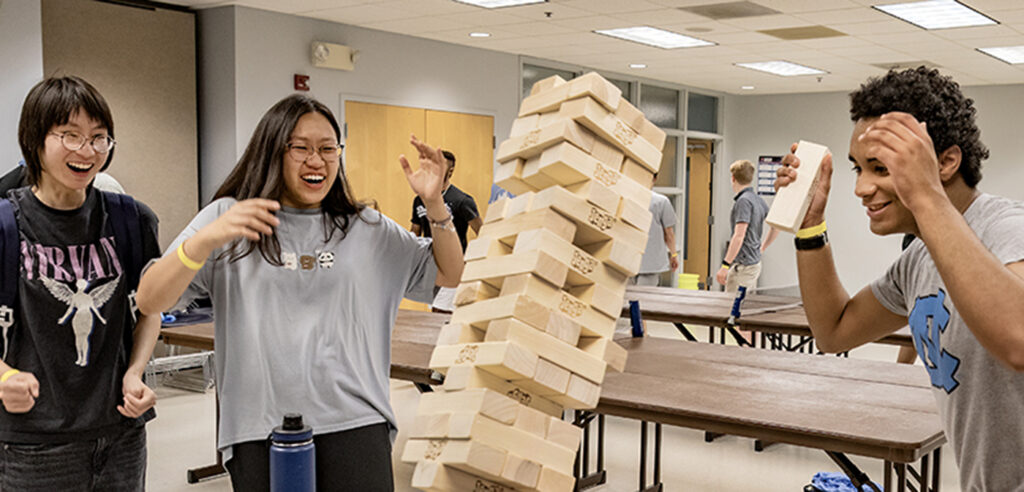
[736,61,827,76]
[873,0,997,30]
[630,63,648,69]
[469,32,491,38]
[594,26,715,49]
[741,85,755,90]
[453,0,546,8]
[978,45,1024,64]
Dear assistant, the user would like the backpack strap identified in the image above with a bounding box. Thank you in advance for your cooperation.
[101,191,144,292]
[0,199,19,359]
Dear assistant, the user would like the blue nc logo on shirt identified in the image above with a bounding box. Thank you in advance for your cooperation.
[909,289,961,393]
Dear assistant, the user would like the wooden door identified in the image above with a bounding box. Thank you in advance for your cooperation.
[685,139,713,288]
[425,109,494,242]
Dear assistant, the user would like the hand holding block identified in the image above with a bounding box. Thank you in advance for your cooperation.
[765,140,829,233]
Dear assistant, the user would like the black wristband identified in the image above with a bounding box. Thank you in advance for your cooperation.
[794,231,829,251]
[721,260,731,268]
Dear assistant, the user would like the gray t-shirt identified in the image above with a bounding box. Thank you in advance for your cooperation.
[639,192,677,274]
[871,193,1024,491]
[164,199,437,456]
[730,187,769,266]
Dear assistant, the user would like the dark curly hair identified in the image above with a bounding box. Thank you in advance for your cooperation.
[849,66,988,187]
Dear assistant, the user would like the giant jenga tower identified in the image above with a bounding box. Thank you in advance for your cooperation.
[402,72,665,491]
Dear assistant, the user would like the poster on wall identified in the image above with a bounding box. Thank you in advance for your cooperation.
[757,155,783,196]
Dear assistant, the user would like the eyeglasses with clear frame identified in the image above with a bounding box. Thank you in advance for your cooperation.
[48,131,116,154]
[286,142,342,163]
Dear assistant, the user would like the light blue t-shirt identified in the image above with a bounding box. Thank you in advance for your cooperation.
[639,192,677,274]
[164,199,437,456]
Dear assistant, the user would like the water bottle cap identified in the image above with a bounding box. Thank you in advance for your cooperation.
[272,413,313,442]
[283,413,304,431]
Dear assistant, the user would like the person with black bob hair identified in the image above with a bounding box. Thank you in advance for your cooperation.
[777,66,1024,489]
[0,76,162,490]
[136,93,464,491]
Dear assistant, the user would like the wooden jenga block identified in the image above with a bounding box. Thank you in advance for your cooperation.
[496,119,596,163]
[503,191,535,220]
[558,97,661,173]
[436,322,484,346]
[582,239,643,277]
[402,439,506,482]
[498,273,616,339]
[513,404,550,439]
[537,466,576,492]
[590,137,625,169]
[513,357,570,397]
[599,161,653,209]
[494,159,537,197]
[511,229,627,299]
[537,110,560,128]
[565,179,620,215]
[766,140,829,233]
[518,83,572,117]
[614,98,667,151]
[521,141,596,188]
[621,157,655,188]
[577,336,628,373]
[520,156,560,190]
[478,208,576,246]
[529,186,647,248]
[510,114,540,137]
[638,117,667,154]
[546,416,583,452]
[451,294,560,334]
[429,341,538,381]
[411,462,515,492]
[454,281,500,307]
[429,413,577,477]
[568,283,624,320]
[465,236,512,262]
[530,74,566,96]
[462,250,568,291]
[549,373,601,409]
[566,72,623,112]
[617,196,653,232]
[484,318,607,384]
[442,366,562,417]
[484,196,511,224]
[418,388,520,424]
[502,454,542,489]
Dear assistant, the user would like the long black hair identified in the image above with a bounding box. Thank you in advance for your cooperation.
[214,94,372,265]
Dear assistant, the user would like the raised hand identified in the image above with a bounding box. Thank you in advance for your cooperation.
[0,372,40,413]
[195,198,281,251]
[776,142,834,229]
[118,372,156,418]
[857,112,946,212]
[398,135,447,205]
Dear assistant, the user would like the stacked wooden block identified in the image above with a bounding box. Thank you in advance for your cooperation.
[402,72,666,491]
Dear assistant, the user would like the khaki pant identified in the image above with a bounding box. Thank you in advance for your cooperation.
[725,262,762,293]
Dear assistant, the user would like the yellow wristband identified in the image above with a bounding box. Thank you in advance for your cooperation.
[1,369,20,383]
[796,220,827,239]
[177,242,205,271]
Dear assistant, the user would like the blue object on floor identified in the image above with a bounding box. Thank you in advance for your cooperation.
[810,472,881,492]
[630,300,643,337]
[161,313,176,324]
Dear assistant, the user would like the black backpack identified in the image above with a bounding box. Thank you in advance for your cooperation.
[0,191,145,360]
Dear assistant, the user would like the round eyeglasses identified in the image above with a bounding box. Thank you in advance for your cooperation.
[49,131,116,154]
[286,142,342,163]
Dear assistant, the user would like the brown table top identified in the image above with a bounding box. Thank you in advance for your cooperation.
[624,286,914,347]
[598,337,943,463]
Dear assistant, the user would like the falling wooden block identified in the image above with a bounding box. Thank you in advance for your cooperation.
[521,141,597,188]
[484,196,511,224]
[569,283,624,320]
[518,83,573,117]
[559,97,661,173]
[566,179,620,216]
[600,162,653,209]
[502,454,542,489]
[513,357,570,397]
[513,404,550,439]
[530,74,567,96]
[485,318,607,384]
[617,197,653,232]
[510,114,540,137]
[450,291,582,345]
[478,208,577,247]
[621,157,655,188]
[494,159,538,197]
[765,140,829,233]
[453,281,500,307]
[582,238,643,277]
[504,191,536,220]
[549,373,601,409]
[590,136,625,169]
[417,388,521,425]
[511,229,628,298]
[529,186,646,248]
[614,98,646,134]
[637,118,667,154]
[402,439,506,483]
[546,416,583,452]
[565,71,622,112]
[464,236,513,262]
[436,322,484,346]
[442,366,562,417]
[521,156,560,190]
[462,250,568,291]
[578,336,627,373]
[496,119,596,164]
[537,466,576,492]
[411,462,516,492]
[498,273,616,339]
[430,341,538,382]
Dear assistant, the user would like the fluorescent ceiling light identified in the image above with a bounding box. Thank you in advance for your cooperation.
[453,0,546,8]
[630,63,648,69]
[873,0,996,30]
[736,61,826,76]
[978,45,1024,64]
[741,85,755,90]
[594,26,714,49]
[469,32,491,38]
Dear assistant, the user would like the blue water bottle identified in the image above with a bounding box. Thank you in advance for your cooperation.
[270,413,315,492]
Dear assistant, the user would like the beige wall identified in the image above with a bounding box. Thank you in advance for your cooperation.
[42,0,197,250]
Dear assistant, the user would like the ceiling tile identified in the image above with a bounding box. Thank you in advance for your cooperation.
[719,14,817,30]
[557,0,667,15]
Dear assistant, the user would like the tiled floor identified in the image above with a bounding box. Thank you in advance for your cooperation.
[145,322,961,491]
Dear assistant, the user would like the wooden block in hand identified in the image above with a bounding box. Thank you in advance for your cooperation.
[765,140,829,233]
[484,318,608,384]
[558,97,661,173]
[530,74,567,96]
[442,365,562,417]
[496,119,595,164]
[429,341,538,382]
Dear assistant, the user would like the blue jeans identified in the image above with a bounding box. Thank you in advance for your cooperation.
[0,425,146,491]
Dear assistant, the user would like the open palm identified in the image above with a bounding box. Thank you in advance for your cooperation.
[399,134,446,203]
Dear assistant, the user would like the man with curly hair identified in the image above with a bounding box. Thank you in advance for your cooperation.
[777,67,1024,490]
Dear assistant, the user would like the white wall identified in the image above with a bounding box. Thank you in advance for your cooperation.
[718,83,1024,293]
[0,0,43,172]
[197,6,520,203]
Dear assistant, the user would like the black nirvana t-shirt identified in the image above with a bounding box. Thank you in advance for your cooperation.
[410,185,479,251]
[0,187,159,443]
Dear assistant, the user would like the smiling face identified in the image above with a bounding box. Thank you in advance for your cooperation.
[849,117,917,236]
[279,111,340,209]
[37,110,109,198]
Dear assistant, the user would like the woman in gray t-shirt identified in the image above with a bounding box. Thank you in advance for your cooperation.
[136,94,464,491]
